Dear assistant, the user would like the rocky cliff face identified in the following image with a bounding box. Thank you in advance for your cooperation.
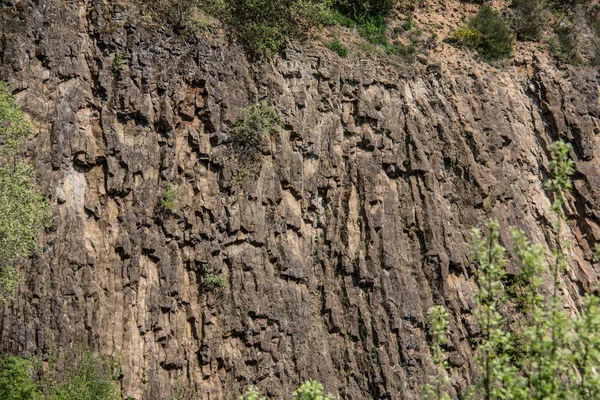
[1,1,600,399]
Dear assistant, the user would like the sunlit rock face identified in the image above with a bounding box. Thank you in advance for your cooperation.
[1,1,600,398]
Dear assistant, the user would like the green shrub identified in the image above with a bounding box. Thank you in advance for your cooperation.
[357,14,389,46]
[291,0,339,26]
[217,0,336,56]
[510,0,549,41]
[203,273,228,289]
[173,0,403,56]
[0,83,29,153]
[160,183,178,212]
[548,5,600,66]
[452,5,513,61]
[0,356,42,400]
[424,141,600,399]
[0,84,52,303]
[421,307,450,400]
[50,352,118,400]
[111,53,123,76]
[334,0,396,19]
[292,380,332,400]
[231,102,281,151]
[184,0,401,56]
[450,26,482,48]
[239,386,265,400]
[0,352,117,400]
[239,380,332,400]
[469,5,513,60]
[326,38,348,57]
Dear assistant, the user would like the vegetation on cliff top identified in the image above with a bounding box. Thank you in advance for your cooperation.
[159,0,600,65]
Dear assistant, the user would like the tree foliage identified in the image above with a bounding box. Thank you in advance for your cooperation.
[424,141,600,399]
[49,352,118,400]
[160,183,178,212]
[0,356,42,400]
[231,102,282,152]
[422,306,451,400]
[451,5,513,61]
[239,380,332,400]
[0,352,117,400]
[333,0,397,19]
[510,0,549,41]
[164,0,400,55]
[292,380,332,400]
[0,84,51,304]
[0,83,30,154]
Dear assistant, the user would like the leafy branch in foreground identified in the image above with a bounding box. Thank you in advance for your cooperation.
[0,351,118,400]
[0,84,51,304]
[424,141,600,399]
[422,306,451,400]
[239,379,332,400]
[0,82,30,154]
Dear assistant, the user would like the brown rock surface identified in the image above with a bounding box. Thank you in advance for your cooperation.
[1,1,600,399]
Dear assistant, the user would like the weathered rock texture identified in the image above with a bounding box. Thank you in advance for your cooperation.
[1,1,600,399]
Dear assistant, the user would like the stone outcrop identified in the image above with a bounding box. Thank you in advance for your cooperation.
[1,1,600,399]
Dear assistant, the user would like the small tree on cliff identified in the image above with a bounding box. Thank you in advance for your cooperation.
[0,83,51,303]
[423,141,600,399]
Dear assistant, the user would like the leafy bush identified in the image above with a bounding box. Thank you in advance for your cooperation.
[203,273,228,289]
[0,84,51,303]
[547,5,600,66]
[449,26,482,48]
[333,0,396,19]
[0,352,117,400]
[424,141,600,399]
[0,356,42,400]
[50,352,118,400]
[212,0,336,56]
[421,307,450,400]
[160,183,178,212]
[0,163,52,302]
[231,102,281,151]
[452,5,513,61]
[239,386,265,400]
[326,38,348,57]
[469,5,513,60]
[357,14,389,46]
[292,380,332,400]
[510,0,549,41]
[239,380,331,399]
[0,83,29,153]
[179,0,400,56]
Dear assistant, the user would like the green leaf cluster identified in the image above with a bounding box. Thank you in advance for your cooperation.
[49,352,118,400]
[424,141,600,399]
[239,385,265,400]
[160,183,178,212]
[231,102,282,152]
[422,306,451,400]
[292,380,332,400]
[239,380,332,400]
[326,38,349,57]
[333,0,396,20]
[0,84,51,304]
[0,352,118,400]
[0,83,29,154]
[165,0,400,56]
[0,356,42,400]
[510,0,549,41]
[203,272,228,290]
[451,5,513,61]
